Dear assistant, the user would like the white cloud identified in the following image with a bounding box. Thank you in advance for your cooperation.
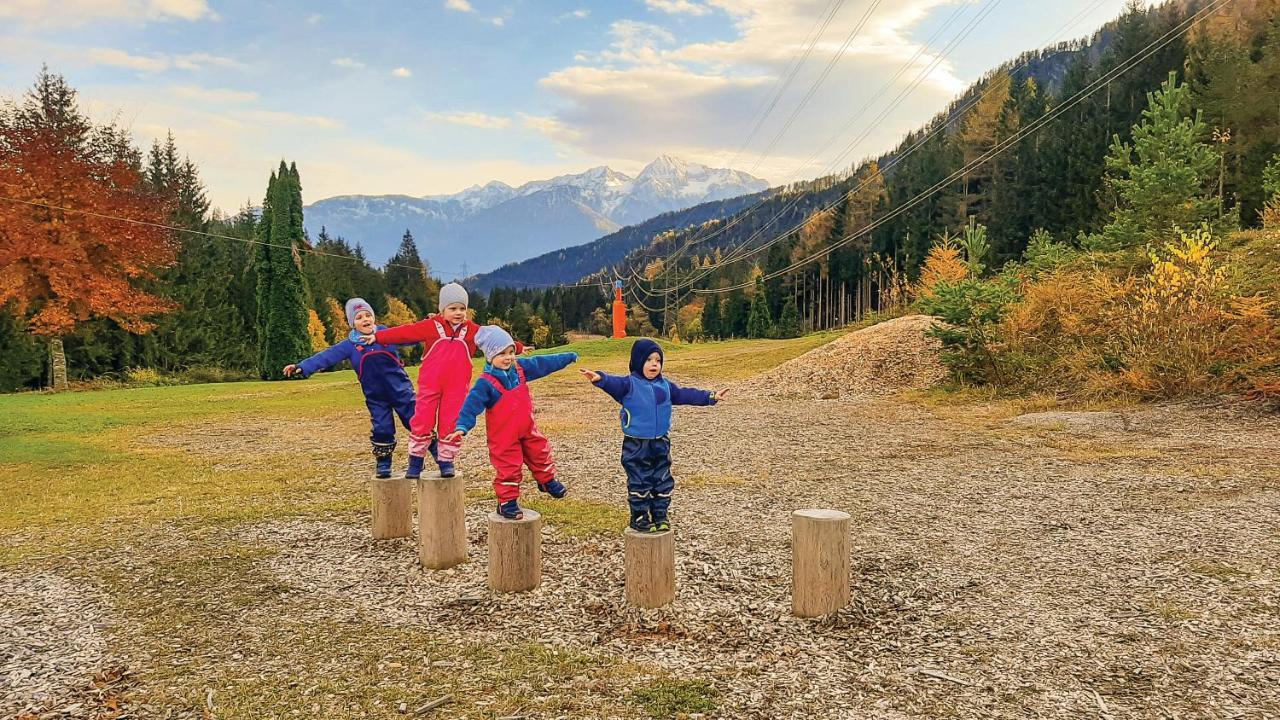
[169,84,258,103]
[0,0,215,28]
[445,0,475,12]
[568,9,589,19]
[331,57,366,69]
[238,110,343,130]
[391,67,413,78]
[536,0,975,181]
[425,111,512,129]
[85,47,246,72]
[305,13,323,24]
[491,16,505,26]
[645,0,712,16]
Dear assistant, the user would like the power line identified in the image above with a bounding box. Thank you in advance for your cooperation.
[640,0,1119,299]
[691,0,1232,295]
[631,0,1005,300]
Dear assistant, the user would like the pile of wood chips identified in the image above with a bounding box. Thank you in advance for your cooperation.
[735,314,947,400]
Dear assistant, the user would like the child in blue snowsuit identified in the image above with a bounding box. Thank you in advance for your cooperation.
[581,338,724,532]
[284,298,417,478]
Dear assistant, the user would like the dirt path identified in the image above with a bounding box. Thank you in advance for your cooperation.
[6,384,1279,719]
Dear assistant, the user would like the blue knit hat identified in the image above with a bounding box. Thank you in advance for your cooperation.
[629,338,663,375]
[345,297,374,328]
[475,325,516,361]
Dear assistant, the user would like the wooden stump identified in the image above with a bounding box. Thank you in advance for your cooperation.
[487,510,542,593]
[417,471,467,570]
[369,477,412,540]
[625,527,675,608]
[791,508,851,618]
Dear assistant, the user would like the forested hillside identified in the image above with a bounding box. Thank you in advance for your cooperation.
[613,0,1278,342]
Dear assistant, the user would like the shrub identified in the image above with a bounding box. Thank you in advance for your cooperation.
[919,277,1021,385]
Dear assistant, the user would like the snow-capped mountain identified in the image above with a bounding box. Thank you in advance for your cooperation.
[303,156,769,276]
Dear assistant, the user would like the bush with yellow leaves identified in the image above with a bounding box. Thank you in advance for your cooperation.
[1002,226,1279,399]
[914,233,968,299]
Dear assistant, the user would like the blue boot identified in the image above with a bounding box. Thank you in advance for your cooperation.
[629,512,651,533]
[406,454,425,480]
[497,499,524,520]
[372,441,395,479]
[437,460,456,478]
[537,479,567,499]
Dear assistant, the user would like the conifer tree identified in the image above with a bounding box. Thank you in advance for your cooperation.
[701,292,721,340]
[747,274,773,338]
[777,296,801,339]
[1091,72,1220,250]
[384,230,436,318]
[254,162,312,380]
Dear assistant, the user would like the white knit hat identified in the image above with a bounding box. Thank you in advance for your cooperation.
[474,325,515,361]
[438,282,469,312]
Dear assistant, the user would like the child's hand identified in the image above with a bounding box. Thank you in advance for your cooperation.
[283,364,301,377]
[358,334,376,345]
[580,369,602,383]
[522,345,536,354]
[443,430,464,443]
[712,388,729,402]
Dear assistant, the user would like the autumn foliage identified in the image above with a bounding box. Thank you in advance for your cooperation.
[0,69,176,337]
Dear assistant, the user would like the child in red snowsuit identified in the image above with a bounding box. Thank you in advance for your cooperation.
[364,283,528,479]
[445,325,577,519]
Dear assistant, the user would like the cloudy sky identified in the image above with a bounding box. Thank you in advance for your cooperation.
[0,0,1154,211]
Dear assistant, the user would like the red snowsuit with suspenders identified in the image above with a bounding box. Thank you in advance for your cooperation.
[374,316,523,462]
[479,365,557,501]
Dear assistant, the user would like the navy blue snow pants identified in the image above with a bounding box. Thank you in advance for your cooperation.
[622,436,675,522]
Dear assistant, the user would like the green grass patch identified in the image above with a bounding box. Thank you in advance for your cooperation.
[524,497,628,537]
[626,677,720,718]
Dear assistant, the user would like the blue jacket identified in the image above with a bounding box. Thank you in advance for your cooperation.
[455,352,578,434]
[591,371,715,439]
[296,325,416,402]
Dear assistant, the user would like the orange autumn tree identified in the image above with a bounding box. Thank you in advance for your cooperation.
[0,68,176,389]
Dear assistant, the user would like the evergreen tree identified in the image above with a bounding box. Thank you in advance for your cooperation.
[384,230,436,318]
[254,162,312,380]
[1091,72,1221,250]
[777,296,801,339]
[747,274,773,338]
[701,292,721,340]
[723,289,750,338]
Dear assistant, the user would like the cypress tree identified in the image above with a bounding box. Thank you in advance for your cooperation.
[747,274,773,339]
[255,162,313,380]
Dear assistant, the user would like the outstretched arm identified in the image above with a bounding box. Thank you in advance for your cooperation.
[373,318,436,346]
[668,378,724,406]
[289,340,353,378]
[582,370,631,403]
[518,352,578,381]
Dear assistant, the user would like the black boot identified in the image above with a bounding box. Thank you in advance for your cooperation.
[372,440,395,478]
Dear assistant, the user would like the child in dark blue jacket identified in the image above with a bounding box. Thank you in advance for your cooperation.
[581,338,725,532]
[284,298,418,478]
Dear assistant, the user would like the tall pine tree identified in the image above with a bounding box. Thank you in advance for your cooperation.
[254,162,312,380]
[384,230,436,318]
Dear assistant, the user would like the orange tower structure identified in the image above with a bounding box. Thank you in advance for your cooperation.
[611,280,627,339]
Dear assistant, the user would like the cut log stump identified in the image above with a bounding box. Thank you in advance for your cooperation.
[487,510,542,593]
[791,508,851,618]
[625,527,675,608]
[418,471,467,570]
[369,476,412,540]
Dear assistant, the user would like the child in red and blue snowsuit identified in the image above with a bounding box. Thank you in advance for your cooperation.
[367,283,528,480]
[284,298,417,478]
[582,338,722,532]
[446,326,577,520]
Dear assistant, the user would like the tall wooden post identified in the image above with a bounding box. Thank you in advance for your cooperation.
[418,471,467,570]
[792,509,851,618]
[369,477,412,539]
[487,510,541,592]
[624,528,676,608]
